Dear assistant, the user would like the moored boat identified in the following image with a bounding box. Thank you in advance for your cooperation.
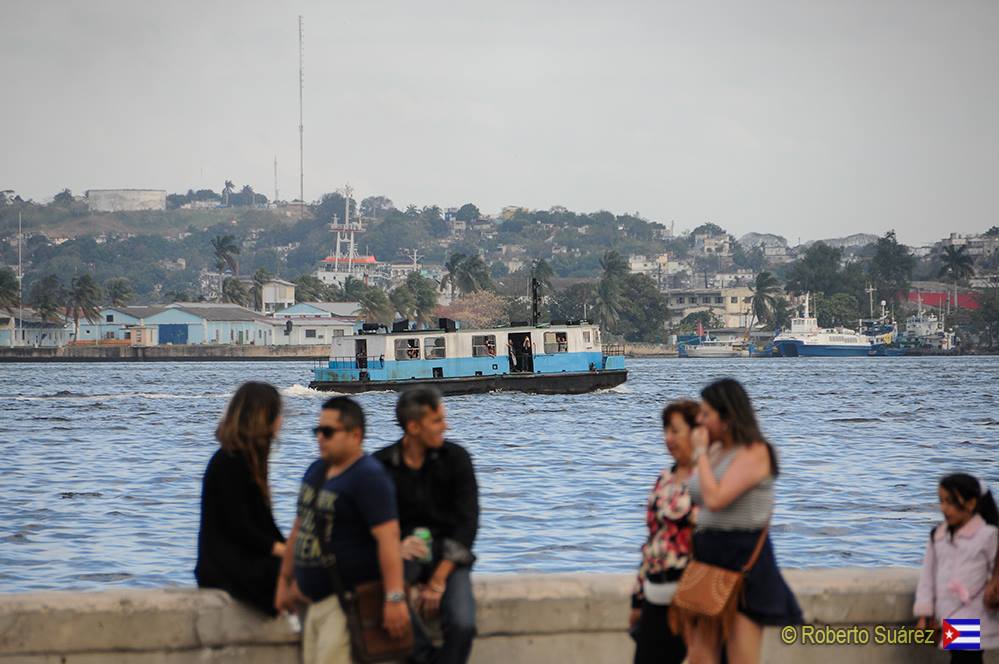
[773,293,885,357]
[309,320,627,395]
[681,339,750,358]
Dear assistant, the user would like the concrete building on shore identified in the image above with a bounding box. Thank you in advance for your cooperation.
[85,189,167,212]
[0,308,73,347]
[665,286,754,329]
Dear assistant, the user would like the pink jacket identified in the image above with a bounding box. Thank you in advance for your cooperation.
[913,514,999,649]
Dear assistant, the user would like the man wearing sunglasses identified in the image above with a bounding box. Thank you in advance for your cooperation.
[276,396,410,664]
[374,388,480,664]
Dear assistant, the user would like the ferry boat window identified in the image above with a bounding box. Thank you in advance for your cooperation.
[544,331,569,354]
[424,336,446,359]
[583,331,591,344]
[472,335,496,357]
[395,338,421,360]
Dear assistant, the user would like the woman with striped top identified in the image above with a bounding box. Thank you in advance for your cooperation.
[683,378,802,664]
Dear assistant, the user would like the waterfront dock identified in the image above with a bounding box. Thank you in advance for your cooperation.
[1,569,989,663]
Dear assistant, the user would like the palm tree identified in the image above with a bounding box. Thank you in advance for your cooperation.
[211,234,241,300]
[0,267,19,314]
[251,268,273,312]
[104,278,134,307]
[389,285,417,321]
[460,255,493,294]
[65,274,102,340]
[938,245,975,310]
[221,277,249,306]
[406,273,439,326]
[748,271,782,330]
[531,258,554,295]
[222,180,235,207]
[358,287,394,324]
[593,277,621,328]
[30,275,63,323]
[600,250,628,280]
[440,253,468,298]
[241,184,255,207]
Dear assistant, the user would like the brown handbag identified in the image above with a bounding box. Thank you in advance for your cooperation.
[317,512,414,662]
[668,526,769,640]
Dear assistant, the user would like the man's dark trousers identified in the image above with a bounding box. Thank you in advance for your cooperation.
[408,563,476,664]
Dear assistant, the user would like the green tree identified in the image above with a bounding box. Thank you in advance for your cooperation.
[785,243,844,296]
[0,267,19,313]
[867,230,914,304]
[405,272,439,326]
[389,284,417,321]
[749,271,782,328]
[599,250,628,281]
[690,222,726,236]
[29,275,63,323]
[973,287,999,348]
[360,195,394,219]
[815,292,861,328]
[440,253,492,296]
[53,188,74,206]
[221,277,249,306]
[358,286,394,324]
[251,268,273,311]
[678,310,722,333]
[104,278,134,307]
[211,234,241,300]
[531,258,554,295]
[293,274,331,302]
[65,274,102,339]
[549,282,594,321]
[455,203,481,222]
[222,180,235,207]
[770,297,792,331]
[938,245,975,313]
[615,274,668,341]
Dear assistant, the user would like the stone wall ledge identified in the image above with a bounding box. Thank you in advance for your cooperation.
[2,569,994,663]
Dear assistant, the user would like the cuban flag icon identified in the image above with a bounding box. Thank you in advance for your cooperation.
[941,619,981,650]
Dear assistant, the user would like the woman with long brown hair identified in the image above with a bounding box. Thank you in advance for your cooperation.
[680,378,801,664]
[195,382,286,615]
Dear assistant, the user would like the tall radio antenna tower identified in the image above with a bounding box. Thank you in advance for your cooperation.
[273,156,279,204]
[298,15,305,219]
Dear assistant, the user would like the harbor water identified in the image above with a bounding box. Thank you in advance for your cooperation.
[1,357,997,592]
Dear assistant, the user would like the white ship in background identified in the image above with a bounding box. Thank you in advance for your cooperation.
[900,294,955,351]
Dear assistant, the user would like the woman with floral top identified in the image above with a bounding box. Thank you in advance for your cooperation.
[630,400,700,664]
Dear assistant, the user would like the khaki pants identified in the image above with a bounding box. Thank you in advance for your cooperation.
[302,594,351,664]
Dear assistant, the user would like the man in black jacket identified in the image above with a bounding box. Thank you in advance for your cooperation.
[374,388,479,664]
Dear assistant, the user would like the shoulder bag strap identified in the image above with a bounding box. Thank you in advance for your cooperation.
[308,478,353,609]
[740,525,769,573]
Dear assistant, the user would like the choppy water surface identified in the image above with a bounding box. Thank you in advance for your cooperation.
[1,357,997,592]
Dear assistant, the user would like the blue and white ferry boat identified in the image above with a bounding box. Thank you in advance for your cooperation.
[309,319,627,395]
[773,293,889,357]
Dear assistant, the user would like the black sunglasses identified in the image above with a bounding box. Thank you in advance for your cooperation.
[313,425,347,438]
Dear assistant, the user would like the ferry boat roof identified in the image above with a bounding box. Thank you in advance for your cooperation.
[356,319,599,337]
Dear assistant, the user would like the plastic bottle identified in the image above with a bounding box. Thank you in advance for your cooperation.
[414,527,433,563]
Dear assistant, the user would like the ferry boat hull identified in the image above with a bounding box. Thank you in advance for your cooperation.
[309,368,628,395]
[773,339,878,358]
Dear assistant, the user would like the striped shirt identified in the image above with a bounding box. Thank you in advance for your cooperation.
[688,444,773,531]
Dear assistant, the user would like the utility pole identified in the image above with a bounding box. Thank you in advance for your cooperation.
[16,211,22,348]
[403,248,422,272]
[298,15,305,220]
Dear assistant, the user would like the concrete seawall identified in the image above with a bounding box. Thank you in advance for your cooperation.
[1,569,992,663]
[0,344,330,362]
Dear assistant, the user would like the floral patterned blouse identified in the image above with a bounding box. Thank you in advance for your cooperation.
[632,466,695,607]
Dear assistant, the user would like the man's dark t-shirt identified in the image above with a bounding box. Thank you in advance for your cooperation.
[293,454,397,601]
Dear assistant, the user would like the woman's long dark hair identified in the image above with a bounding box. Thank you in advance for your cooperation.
[940,473,999,526]
[700,378,779,477]
[216,382,282,504]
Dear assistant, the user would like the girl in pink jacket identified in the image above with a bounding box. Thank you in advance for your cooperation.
[914,473,999,663]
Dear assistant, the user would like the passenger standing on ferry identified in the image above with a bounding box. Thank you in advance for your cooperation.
[682,378,802,664]
[195,382,286,615]
[375,388,480,664]
[629,400,700,664]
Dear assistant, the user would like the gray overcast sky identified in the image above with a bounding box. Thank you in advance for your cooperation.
[2,0,997,245]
